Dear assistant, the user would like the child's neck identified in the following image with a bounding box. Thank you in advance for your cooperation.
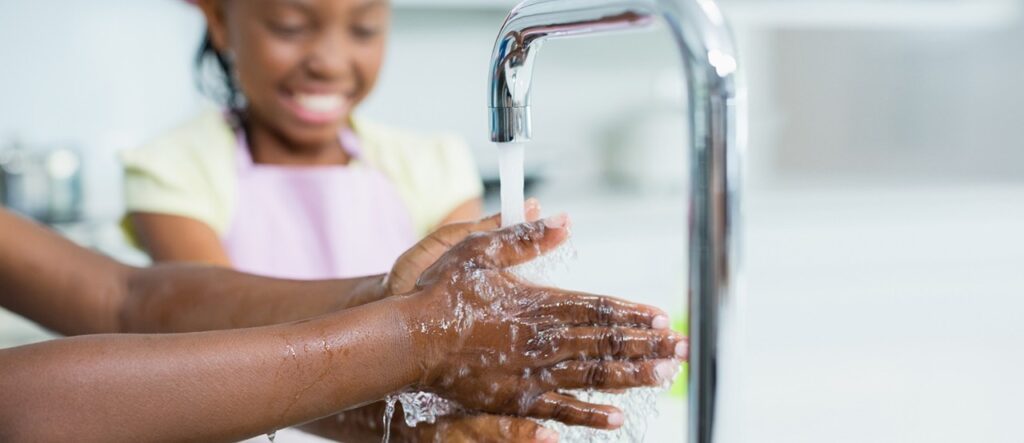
[244,118,352,167]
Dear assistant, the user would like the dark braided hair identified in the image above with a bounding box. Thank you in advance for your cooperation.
[195,31,244,111]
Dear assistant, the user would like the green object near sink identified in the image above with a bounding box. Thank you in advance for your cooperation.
[671,316,687,397]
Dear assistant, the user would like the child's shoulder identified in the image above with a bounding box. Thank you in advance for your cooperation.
[130,108,236,160]
[119,108,237,236]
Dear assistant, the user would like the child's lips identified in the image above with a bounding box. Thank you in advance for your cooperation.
[281,91,349,124]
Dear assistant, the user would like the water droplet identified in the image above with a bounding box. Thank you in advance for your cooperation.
[381,395,397,443]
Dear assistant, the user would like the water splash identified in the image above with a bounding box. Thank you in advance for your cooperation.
[395,391,460,427]
[381,392,461,443]
[510,240,578,284]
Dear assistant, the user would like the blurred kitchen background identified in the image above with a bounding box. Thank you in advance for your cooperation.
[2,0,1024,441]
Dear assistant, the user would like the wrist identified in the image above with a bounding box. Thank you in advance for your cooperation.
[395,291,444,389]
[330,274,390,311]
[287,294,429,408]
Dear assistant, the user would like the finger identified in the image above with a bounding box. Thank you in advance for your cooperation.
[467,214,571,269]
[542,359,682,391]
[527,392,625,430]
[389,207,529,294]
[538,327,685,363]
[528,290,671,329]
[441,196,542,242]
[524,197,542,222]
[423,414,559,443]
[387,224,468,294]
[471,415,559,443]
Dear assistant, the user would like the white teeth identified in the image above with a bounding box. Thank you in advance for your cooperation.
[294,94,344,113]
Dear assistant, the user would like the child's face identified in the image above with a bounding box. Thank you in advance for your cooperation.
[203,0,389,147]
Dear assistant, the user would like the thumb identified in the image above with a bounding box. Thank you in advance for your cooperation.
[387,199,541,294]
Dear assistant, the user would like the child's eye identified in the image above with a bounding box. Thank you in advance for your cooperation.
[352,24,382,40]
[268,22,310,38]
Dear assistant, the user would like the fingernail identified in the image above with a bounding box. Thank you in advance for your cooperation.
[536,427,559,443]
[607,411,625,427]
[656,360,680,383]
[675,340,688,358]
[651,315,670,330]
[543,213,569,229]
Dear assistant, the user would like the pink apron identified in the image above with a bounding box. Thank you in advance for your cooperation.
[221,127,415,280]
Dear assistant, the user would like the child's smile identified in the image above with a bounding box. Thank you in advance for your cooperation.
[279,89,352,126]
[199,0,389,157]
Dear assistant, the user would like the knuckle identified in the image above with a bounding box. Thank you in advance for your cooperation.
[585,363,608,387]
[510,419,534,438]
[434,225,466,249]
[600,328,625,357]
[594,297,613,325]
[645,363,661,384]
[640,331,658,356]
[464,231,491,251]
[551,401,576,423]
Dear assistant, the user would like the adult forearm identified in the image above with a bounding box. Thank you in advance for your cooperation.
[0,295,424,443]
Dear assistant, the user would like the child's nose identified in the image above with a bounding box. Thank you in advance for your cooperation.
[305,31,356,83]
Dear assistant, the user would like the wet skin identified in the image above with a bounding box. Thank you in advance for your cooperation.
[0,205,685,442]
[409,215,685,428]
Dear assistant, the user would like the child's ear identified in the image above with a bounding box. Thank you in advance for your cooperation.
[196,0,230,52]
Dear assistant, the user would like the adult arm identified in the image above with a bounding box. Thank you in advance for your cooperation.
[0,293,424,442]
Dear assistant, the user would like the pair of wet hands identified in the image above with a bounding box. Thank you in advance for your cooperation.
[379,202,686,442]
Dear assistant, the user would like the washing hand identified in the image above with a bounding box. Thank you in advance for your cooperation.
[403,214,686,429]
[384,199,542,297]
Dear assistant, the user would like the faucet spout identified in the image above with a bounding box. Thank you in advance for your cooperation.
[488,1,744,441]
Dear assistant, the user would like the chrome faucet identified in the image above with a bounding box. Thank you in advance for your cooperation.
[488,1,743,441]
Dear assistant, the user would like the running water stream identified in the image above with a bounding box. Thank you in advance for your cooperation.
[498,142,526,227]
